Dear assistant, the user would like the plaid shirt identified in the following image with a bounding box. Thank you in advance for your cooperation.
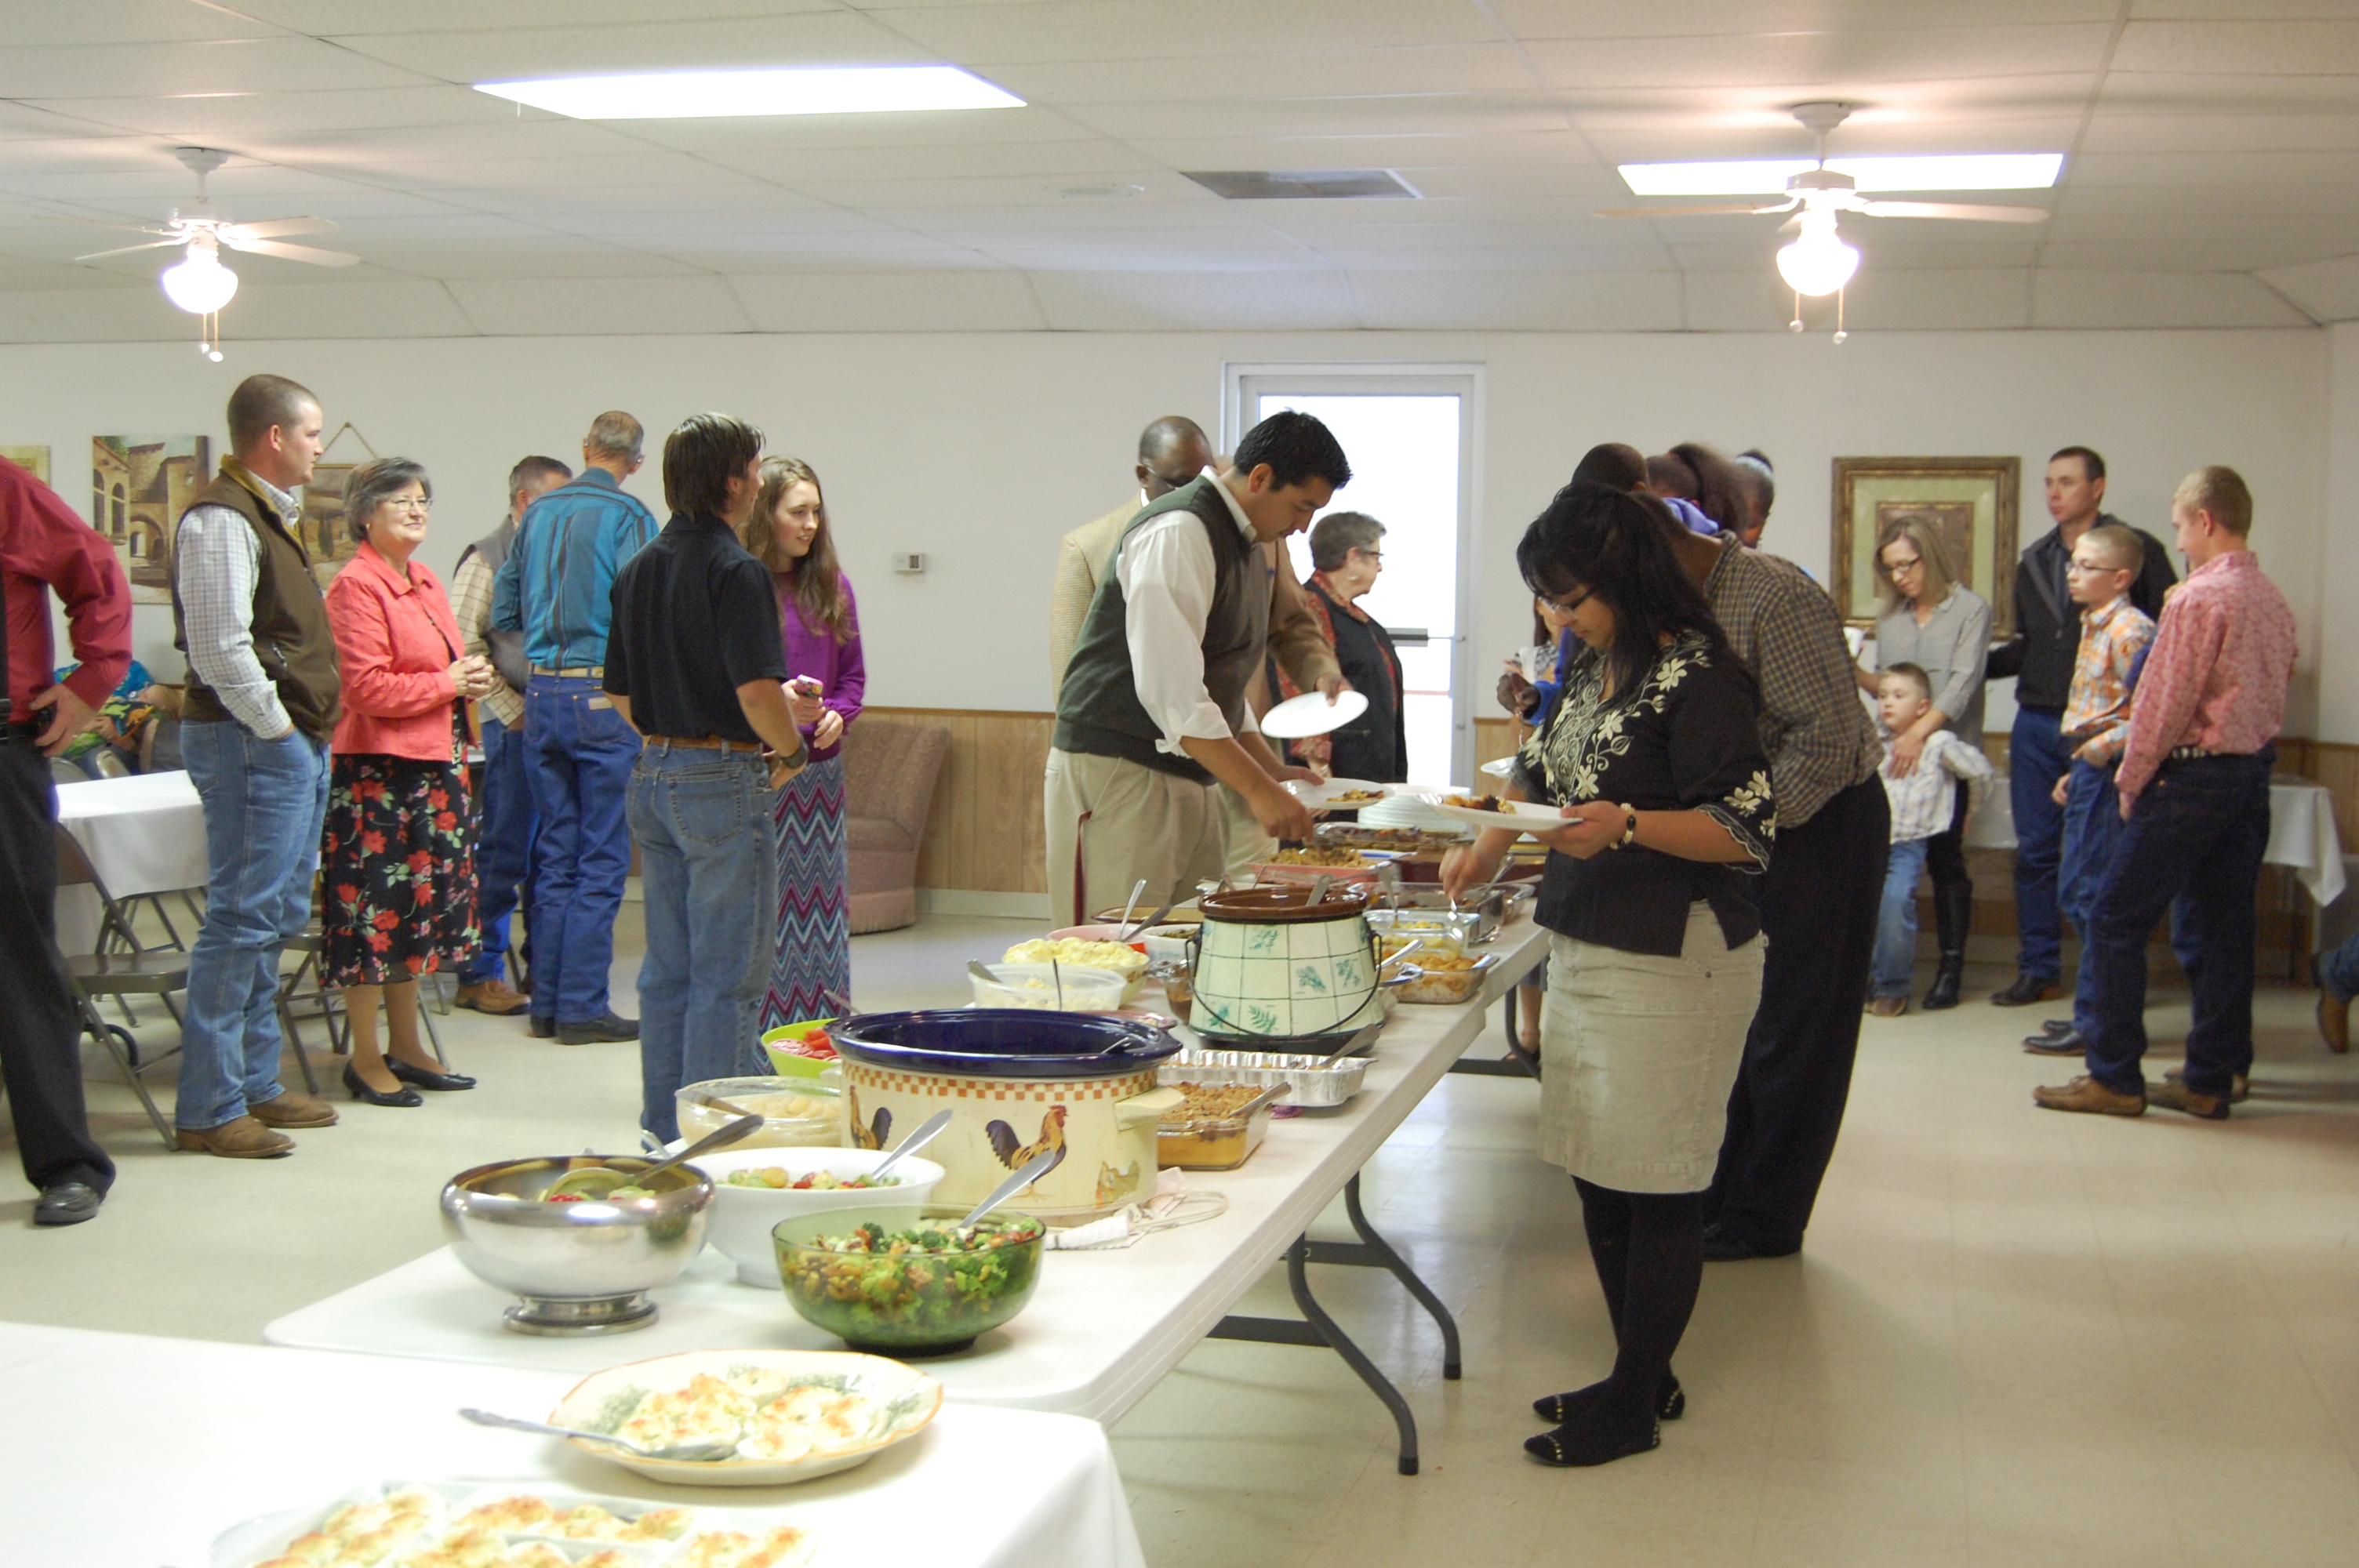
[1704,541,1884,829]
[449,544,522,728]
[2059,595,2154,769]
[1881,728,1995,844]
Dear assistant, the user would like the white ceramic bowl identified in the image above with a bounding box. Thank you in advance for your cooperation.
[1140,924,1197,965]
[969,961,1126,1011]
[689,1145,943,1287]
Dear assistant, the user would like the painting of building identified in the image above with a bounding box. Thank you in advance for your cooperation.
[93,435,211,604]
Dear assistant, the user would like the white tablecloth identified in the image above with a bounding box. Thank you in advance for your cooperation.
[52,769,209,953]
[264,920,1554,1422]
[0,1321,1144,1568]
[1961,775,2346,907]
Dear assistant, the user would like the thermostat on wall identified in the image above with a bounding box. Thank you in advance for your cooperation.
[892,551,926,575]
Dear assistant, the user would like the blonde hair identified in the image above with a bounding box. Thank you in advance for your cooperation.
[743,456,853,643]
[2174,465,2252,536]
[2079,522,2143,574]
[1875,514,1959,613]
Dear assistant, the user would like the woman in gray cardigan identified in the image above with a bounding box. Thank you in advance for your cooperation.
[1858,516,1992,1010]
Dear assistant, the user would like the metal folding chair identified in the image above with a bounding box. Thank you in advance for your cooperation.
[53,826,185,1148]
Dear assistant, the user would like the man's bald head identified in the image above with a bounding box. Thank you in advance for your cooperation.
[1136,415,1212,499]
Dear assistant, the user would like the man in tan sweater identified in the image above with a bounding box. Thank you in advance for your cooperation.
[1049,416,1342,885]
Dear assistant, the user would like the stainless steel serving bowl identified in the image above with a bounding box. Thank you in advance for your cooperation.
[440,1155,714,1336]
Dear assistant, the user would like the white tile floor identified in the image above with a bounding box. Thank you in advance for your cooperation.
[5,912,2356,1567]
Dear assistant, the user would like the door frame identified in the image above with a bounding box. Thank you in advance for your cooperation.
[1222,362,1487,783]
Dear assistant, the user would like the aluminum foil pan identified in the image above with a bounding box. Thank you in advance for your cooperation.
[1158,1047,1372,1108]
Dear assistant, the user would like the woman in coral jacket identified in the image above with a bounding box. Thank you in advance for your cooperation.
[321,458,500,1107]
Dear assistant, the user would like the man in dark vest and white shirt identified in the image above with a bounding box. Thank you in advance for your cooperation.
[1045,411,1349,926]
[170,374,344,1158]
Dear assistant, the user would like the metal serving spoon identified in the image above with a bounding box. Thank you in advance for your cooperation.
[960,1147,1061,1231]
[871,1109,954,1181]
[459,1407,738,1464]
[542,1112,763,1200]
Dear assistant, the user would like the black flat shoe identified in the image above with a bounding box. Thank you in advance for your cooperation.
[388,1058,477,1091]
[1701,1222,1800,1261]
[34,1181,103,1227]
[343,1064,423,1108]
[1525,1414,1660,1468]
[1533,1374,1683,1425]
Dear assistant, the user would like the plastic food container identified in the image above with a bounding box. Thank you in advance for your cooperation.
[1158,1047,1369,1108]
[967,962,1126,1011]
[1155,1088,1275,1171]
[678,1076,845,1149]
[1005,937,1149,1002]
[1396,953,1499,1005]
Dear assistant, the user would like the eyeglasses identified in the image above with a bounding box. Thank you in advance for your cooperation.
[1882,554,1922,575]
[1148,468,1203,491]
[384,496,433,514]
[1354,549,1383,564]
[1540,586,1593,615]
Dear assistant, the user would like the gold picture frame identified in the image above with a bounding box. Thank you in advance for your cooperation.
[1830,456,2021,640]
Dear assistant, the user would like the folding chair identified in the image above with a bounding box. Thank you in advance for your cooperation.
[53,826,185,1149]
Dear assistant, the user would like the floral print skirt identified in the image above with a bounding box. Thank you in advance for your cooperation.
[322,750,480,987]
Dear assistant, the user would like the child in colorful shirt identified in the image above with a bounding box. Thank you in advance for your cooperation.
[1869,662,1995,1014]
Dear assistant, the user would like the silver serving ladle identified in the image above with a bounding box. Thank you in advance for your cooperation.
[459,1407,739,1463]
[960,1147,1061,1230]
[871,1108,954,1181]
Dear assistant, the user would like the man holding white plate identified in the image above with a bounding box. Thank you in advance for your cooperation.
[1045,412,1351,927]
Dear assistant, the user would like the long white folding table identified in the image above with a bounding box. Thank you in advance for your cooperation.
[266,919,1553,1475]
[0,1320,1145,1568]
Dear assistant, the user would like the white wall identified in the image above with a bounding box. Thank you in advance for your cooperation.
[2,327,2329,738]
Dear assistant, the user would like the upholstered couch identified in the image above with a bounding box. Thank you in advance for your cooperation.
[842,718,949,934]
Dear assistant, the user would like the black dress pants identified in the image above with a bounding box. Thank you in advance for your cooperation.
[1703,775,1887,1250]
[0,735,114,1194]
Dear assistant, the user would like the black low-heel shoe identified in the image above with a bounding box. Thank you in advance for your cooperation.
[343,1064,423,1108]
[1525,1414,1660,1468]
[1532,1374,1684,1425]
[389,1058,477,1091]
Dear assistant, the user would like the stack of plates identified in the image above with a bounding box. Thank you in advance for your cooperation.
[1356,786,1473,837]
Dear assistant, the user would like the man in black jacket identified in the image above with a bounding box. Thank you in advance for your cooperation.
[1984,447,2175,1007]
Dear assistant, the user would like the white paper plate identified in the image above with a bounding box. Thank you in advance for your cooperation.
[1284,776,1394,807]
[1259,688,1369,739]
[1418,794,1566,837]
[1478,756,1516,779]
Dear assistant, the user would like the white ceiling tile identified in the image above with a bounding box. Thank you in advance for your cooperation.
[443,274,755,334]
[2256,251,2359,321]
[1522,29,2114,90]
[2069,151,2359,186]
[2030,269,2313,328]
[611,107,1105,154]
[2039,238,2359,271]
[780,171,1206,209]
[1060,95,1565,142]
[325,13,931,81]
[354,249,714,280]
[1393,166,1630,201]
[728,269,1043,330]
[2055,183,2359,218]
[24,86,522,139]
[878,0,1497,63]
[2112,19,2359,76]
[231,1,841,31]
[1582,117,2085,163]
[1488,1,2121,38]
[664,236,985,269]
[1310,245,1670,272]
[2080,111,2359,154]
[1027,269,1358,329]
[995,46,1532,107]
[0,38,433,100]
[1347,269,1682,331]
[0,2,278,45]
[0,282,198,341]
[329,153,761,193]
[2099,71,2359,111]
[698,140,1158,184]
[1125,132,1592,172]
[525,208,898,238]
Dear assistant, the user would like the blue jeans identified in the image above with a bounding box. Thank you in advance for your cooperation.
[1870,837,1929,998]
[628,744,778,1144]
[176,722,331,1130]
[463,714,538,986]
[2084,750,2274,1098]
[2057,759,2131,1036]
[2008,707,2070,982]
[522,676,639,1024]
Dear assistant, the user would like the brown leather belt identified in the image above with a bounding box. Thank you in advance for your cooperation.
[645,735,762,753]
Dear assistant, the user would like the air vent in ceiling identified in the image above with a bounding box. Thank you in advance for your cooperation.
[1183,169,1419,200]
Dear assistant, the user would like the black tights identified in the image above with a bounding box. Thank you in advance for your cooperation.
[1575,1178,1702,1424]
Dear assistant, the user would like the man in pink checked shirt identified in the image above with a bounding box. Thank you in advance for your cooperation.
[2036,466,2299,1121]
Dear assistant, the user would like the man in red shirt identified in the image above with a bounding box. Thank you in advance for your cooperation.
[2036,466,2299,1120]
[0,456,133,1225]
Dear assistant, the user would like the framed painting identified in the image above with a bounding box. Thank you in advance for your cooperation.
[1,445,49,485]
[93,435,212,605]
[1830,456,2021,640]
[296,463,362,590]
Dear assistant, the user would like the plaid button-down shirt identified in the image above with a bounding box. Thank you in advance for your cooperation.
[2059,595,2154,770]
[1704,541,1885,829]
[449,543,523,729]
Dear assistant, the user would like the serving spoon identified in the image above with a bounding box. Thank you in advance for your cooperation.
[871,1109,954,1181]
[542,1112,764,1200]
[960,1147,1062,1232]
[459,1408,739,1464]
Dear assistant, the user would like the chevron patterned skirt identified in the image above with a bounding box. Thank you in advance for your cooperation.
[761,752,851,1033]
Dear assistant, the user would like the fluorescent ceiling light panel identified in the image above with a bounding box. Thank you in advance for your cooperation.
[1619,153,2063,195]
[475,66,1023,119]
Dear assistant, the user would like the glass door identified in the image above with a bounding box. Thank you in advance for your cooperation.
[1228,365,1483,786]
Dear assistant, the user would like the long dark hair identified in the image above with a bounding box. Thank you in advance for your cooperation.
[1517,482,1747,699]
[743,456,854,643]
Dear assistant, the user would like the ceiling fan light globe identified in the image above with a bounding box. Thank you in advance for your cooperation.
[1776,231,1858,296]
[162,251,238,314]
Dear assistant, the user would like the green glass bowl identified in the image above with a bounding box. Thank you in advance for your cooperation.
[773,1207,1045,1357]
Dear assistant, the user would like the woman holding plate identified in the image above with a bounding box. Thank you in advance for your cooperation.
[1442,481,1774,1469]
[1273,510,1406,784]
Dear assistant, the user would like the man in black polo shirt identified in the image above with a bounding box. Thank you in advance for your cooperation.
[604,414,814,1144]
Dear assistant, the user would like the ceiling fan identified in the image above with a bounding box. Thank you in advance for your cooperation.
[53,147,359,358]
[1600,103,2051,317]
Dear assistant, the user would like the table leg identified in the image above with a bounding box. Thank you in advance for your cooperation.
[1447,992,1541,1078]
[1338,1174,1460,1379]
[1211,1236,1423,1475]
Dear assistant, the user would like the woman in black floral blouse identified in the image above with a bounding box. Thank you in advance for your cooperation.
[1445,481,1775,1468]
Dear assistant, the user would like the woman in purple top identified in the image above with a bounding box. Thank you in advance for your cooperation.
[743,456,864,1030]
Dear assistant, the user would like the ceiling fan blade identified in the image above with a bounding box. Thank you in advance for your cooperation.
[218,235,361,267]
[40,212,175,234]
[220,216,336,241]
[1854,200,2050,223]
[74,238,184,261]
[1596,201,1797,219]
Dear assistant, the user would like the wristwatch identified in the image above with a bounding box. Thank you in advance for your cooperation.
[1616,804,1639,848]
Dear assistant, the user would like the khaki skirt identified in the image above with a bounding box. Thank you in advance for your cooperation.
[1539,902,1765,1193]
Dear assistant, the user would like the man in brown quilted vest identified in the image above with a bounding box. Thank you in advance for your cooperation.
[169,375,345,1157]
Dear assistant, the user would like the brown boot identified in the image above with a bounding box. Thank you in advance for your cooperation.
[456,978,529,1016]
[2164,1065,2248,1103]
[2149,1079,2230,1120]
[247,1091,340,1128]
[1868,995,1907,1018]
[2033,1075,2146,1116]
[176,1116,295,1158]
[2319,989,2350,1054]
